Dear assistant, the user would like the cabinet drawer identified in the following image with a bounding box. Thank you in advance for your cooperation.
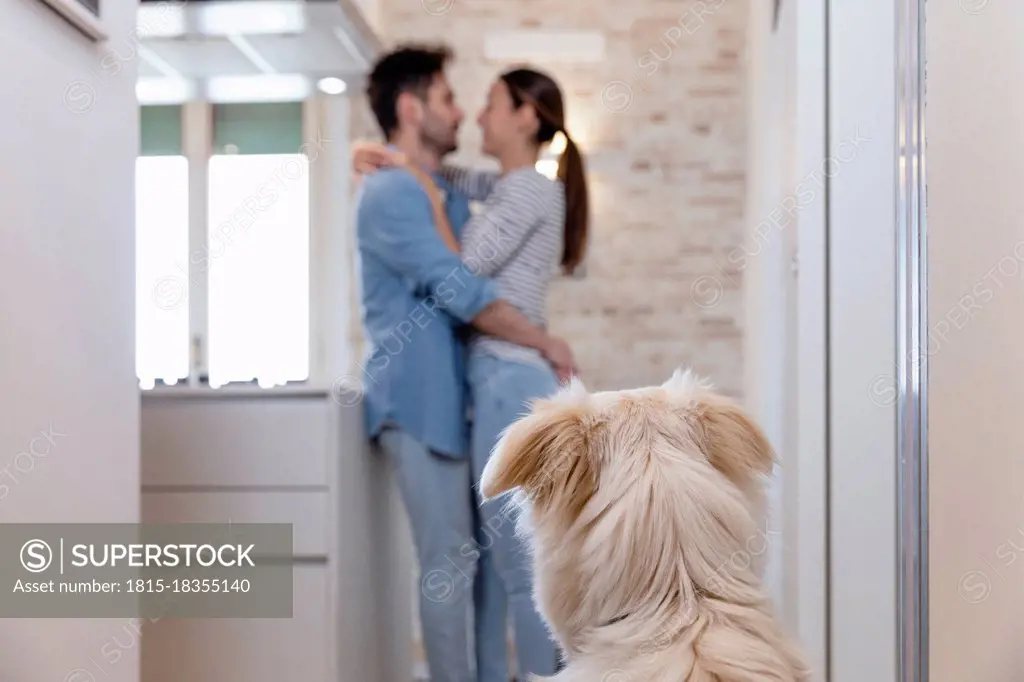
[141,398,332,487]
[142,566,330,682]
[142,491,330,557]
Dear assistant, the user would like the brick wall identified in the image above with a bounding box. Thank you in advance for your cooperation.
[350,0,749,397]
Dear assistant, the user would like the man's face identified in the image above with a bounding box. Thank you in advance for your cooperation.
[418,73,463,156]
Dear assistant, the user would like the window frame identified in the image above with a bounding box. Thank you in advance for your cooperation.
[140,95,349,390]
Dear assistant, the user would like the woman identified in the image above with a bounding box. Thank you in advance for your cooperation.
[355,67,588,682]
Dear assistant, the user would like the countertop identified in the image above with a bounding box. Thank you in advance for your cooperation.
[140,383,359,402]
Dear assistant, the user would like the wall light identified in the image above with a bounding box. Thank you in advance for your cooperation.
[548,131,567,156]
[535,159,558,180]
[205,74,310,103]
[136,77,197,105]
[534,132,569,180]
[136,3,186,38]
[317,77,347,95]
[198,1,306,35]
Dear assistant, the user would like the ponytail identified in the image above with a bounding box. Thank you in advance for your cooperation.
[556,133,589,276]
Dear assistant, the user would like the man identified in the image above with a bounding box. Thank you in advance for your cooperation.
[355,44,574,682]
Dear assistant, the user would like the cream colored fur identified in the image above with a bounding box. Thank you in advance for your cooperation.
[480,369,810,682]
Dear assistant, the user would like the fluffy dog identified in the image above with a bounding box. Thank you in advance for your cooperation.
[480,369,810,682]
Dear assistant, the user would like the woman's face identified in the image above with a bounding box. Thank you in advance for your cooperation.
[478,79,534,157]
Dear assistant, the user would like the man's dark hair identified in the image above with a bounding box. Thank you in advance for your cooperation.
[366,44,452,140]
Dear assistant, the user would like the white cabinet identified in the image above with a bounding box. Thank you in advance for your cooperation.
[142,491,331,556]
[139,387,412,682]
[143,567,332,682]
[141,398,331,487]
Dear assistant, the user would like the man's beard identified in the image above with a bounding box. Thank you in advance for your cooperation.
[420,118,458,157]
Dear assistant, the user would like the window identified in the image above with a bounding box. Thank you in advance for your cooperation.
[206,103,310,388]
[136,101,316,389]
[136,105,189,388]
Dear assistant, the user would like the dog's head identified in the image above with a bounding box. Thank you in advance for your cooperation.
[479,368,777,651]
[480,367,774,515]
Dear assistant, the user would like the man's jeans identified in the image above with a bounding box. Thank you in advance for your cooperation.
[469,353,561,682]
[378,427,476,682]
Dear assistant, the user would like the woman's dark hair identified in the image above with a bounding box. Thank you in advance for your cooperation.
[500,68,589,275]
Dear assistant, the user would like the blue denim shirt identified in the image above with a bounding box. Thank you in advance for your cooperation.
[355,167,496,458]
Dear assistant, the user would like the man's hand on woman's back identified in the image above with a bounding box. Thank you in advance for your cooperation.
[541,336,578,383]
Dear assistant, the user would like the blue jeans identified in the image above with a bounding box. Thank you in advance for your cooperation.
[469,353,560,682]
[377,427,476,682]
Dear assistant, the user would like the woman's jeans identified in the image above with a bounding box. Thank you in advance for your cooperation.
[469,352,560,682]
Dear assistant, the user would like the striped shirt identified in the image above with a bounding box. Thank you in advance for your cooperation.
[441,165,565,367]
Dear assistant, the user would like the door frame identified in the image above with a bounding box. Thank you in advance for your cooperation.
[894,0,928,681]
[750,3,925,681]
[826,1,925,682]
[743,0,828,678]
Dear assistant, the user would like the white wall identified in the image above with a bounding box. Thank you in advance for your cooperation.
[346,0,381,37]
[742,0,791,617]
[790,1,830,679]
[927,3,1024,681]
[0,2,140,681]
[827,3,898,682]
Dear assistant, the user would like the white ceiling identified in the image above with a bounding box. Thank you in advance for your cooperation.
[136,0,381,101]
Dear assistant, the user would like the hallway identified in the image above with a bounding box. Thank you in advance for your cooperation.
[0,1,1020,681]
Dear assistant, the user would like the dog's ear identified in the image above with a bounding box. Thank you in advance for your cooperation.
[480,378,594,501]
[694,395,776,485]
[661,368,775,485]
